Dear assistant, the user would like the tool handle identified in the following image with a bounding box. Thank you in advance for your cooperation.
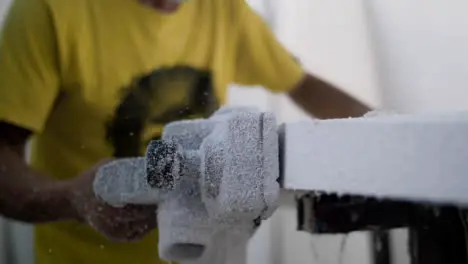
[93,140,183,207]
[93,157,152,207]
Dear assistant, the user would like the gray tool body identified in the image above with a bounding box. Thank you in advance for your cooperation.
[93,106,280,263]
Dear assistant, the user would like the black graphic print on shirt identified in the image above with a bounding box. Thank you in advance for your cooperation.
[106,66,219,158]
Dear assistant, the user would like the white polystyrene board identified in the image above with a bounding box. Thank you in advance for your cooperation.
[282,112,468,206]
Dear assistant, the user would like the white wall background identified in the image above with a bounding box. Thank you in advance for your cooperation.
[2,0,468,263]
[366,0,468,114]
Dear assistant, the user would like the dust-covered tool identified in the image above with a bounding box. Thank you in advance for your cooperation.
[93,106,280,263]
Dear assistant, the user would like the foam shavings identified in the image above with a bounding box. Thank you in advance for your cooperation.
[363,109,399,118]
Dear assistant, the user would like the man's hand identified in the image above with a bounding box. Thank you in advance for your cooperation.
[0,122,157,242]
[68,159,158,242]
[288,74,371,119]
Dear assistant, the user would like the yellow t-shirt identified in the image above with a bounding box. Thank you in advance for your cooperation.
[0,0,304,263]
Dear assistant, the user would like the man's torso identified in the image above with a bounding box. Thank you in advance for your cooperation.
[30,0,242,263]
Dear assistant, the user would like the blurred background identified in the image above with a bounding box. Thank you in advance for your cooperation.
[1,0,468,263]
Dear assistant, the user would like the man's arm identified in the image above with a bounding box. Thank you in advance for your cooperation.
[0,0,80,223]
[233,2,372,118]
[0,122,77,223]
[0,122,158,241]
[288,74,371,119]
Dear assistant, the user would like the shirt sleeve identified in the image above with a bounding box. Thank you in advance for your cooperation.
[0,0,60,133]
[234,1,305,93]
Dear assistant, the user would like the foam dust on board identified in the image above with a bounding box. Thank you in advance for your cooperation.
[362,109,399,118]
[282,111,468,207]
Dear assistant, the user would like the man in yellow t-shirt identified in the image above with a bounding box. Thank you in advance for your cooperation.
[0,0,370,263]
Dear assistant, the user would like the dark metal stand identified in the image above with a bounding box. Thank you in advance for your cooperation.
[408,208,467,264]
[296,193,468,264]
[372,230,391,264]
